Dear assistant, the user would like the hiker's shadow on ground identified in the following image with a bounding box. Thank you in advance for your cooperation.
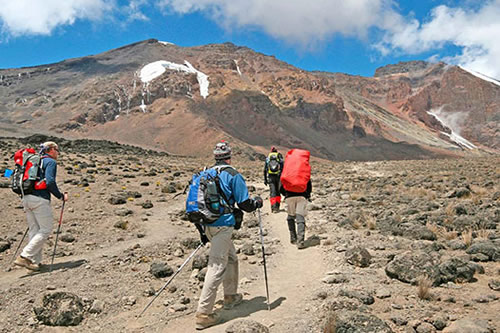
[220,296,286,323]
[20,259,87,278]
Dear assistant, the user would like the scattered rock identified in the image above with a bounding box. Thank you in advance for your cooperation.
[323,310,393,332]
[89,300,104,314]
[114,208,133,216]
[225,319,270,333]
[0,240,10,253]
[142,200,153,209]
[345,246,372,267]
[339,289,375,305]
[60,233,76,243]
[442,318,492,333]
[150,262,174,278]
[488,279,500,291]
[33,292,85,326]
[114,220,129,230]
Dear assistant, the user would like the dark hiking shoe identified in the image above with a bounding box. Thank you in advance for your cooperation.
[290,235,297,244]
[195,312,220,330]
[14,256,40,271]
[224,293,243,309]
[297,242,306,250]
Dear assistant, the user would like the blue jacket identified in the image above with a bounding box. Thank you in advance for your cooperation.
[32,155,63,201]
[210,164,250,227]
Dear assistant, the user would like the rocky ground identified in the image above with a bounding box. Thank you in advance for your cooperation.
[0,135,498,333]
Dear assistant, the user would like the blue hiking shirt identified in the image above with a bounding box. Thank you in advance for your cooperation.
[210,164,250,227]
[31,155,63,201]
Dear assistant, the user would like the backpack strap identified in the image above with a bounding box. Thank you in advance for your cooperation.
[212,165,236,212]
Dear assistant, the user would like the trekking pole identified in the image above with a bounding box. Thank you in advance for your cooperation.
[138,242,204,318]
[5,227,29,272]
[257,208,271,311]
[49,198,66,273]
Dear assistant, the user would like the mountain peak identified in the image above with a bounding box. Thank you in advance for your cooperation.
[374,60,443,77]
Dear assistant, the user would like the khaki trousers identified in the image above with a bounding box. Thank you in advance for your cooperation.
[20,195,54,265]
[285,196,308,217]
[197,226,238,314]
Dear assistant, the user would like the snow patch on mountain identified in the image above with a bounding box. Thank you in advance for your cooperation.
[427,108,476,149]
[139,60,209,98]
[158,41,174,46]
[459,66,500,87]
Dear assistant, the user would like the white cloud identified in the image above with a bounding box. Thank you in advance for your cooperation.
[124,0,149,22]
[0,0,113,36]
[158,0,500,79]
[380,1,500,79]
[158,0,391,46]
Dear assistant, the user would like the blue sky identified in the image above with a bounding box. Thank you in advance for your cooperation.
[0,0,499,78]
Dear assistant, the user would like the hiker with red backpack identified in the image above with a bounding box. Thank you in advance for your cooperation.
[263,146,284,213]
[192,140,263,330]
[279,149,312,249]
[13,141,68,271]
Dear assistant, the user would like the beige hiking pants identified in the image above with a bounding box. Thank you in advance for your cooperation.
[285,196,308,217]
[20,195,54,265]
[197,226,238,314]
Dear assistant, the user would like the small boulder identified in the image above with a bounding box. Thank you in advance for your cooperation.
[34,292,85,326]
[150,262,173,278]
[345,246,372,267]
[225,319,270,333]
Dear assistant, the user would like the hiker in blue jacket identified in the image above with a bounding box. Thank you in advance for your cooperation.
[195,140,263,330]
[14,141,68,271]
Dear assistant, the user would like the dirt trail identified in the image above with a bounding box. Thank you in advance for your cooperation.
[153,204,327,332]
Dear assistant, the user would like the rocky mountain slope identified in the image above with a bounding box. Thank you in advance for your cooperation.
[1,39,499,160]
[0,135,498,332]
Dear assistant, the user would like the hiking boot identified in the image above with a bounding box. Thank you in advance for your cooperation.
[224,293,243,309]
[14,256,40,271]
[195,312,220,330]
[290,234,297,244]
[297,241,306,250]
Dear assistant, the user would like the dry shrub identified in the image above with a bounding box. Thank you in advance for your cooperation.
[417,275,433,300]
[426,223,441,236]
[445,202,455,216]
[476,229,491,240]
[366,215,377,230]
[470,185,489,197]
[409,187,428,198]
[407,187,437,200]
[426,223,458,240]
[352,219,362,230]
[349,191,364,201]
[462,229,473,247]
[323,314,336,333]
[443,230,458,240]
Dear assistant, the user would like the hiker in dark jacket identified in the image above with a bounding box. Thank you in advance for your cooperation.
[14,141,68,271]
[263,146,283,213]
[195,140,263,330]
[280,180,311,249]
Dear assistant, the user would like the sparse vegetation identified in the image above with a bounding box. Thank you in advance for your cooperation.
[462,229,473,247]
[417,275,433,300]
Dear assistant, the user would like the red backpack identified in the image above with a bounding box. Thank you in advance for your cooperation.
[280,149,311,192]
[11,148,47,196]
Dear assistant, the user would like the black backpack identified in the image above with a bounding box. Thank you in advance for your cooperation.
[268,154,281,174]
